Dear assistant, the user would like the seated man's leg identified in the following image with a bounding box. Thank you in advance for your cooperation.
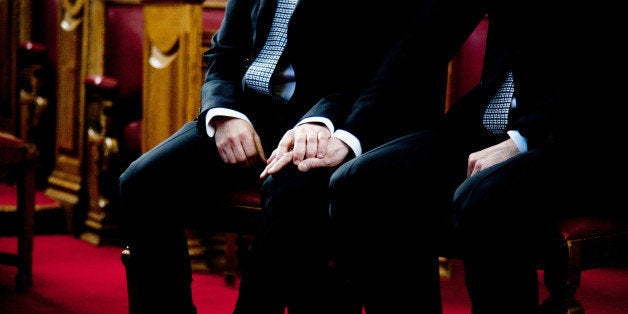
[452,148,573,314]
[235,165,360,314]
[120,122,233,313]
[329,131,449,314]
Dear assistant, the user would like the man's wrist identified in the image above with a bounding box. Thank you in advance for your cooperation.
[507,130,528,153]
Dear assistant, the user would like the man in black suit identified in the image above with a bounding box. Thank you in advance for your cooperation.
[316,0,625,313]
[118,0,444,313]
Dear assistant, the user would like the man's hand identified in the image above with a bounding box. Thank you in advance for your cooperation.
[297,137,350,171]
[467,138,520,177]
[214,116,266,167]
[261,123,347,178]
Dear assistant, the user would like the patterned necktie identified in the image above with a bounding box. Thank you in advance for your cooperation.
[483,69,514,135]
[244,0,298,96]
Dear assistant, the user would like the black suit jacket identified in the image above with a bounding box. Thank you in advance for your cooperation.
[345,0,623,154]
[199,0,446,152]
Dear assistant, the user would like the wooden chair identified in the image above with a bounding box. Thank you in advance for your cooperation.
[0,132,38,292]
[539,216,628,314]
[212,185,262,286]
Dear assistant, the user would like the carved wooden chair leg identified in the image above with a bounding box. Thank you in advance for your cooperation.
[121,246,139,314]
[541,236,583,314]
[14,157,36,292]
[541,217,628,314]
[0,133,38,293]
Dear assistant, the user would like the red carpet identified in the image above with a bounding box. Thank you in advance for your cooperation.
[0,234,627,314]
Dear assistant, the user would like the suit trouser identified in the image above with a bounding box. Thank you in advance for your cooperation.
[329,131,449,314]
[234,165,361,314]
[120,122,250,313]
[329,130,616,314]
[119,121,359,313]
[452,142,624,313]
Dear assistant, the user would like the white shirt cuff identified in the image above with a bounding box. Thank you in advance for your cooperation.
[205,108,252,137]
[298,117,335,135]
[333,129,362,157]
[507,130,528,153]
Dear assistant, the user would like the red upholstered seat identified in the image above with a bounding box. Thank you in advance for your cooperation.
[556,216,626,240]
[122,121,142,160]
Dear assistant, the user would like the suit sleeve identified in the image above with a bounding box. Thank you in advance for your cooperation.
[342,0,486,152]
[199,0,253,120]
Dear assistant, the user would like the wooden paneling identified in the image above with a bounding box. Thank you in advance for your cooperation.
[47,0,109,234]
[141,0,204,152]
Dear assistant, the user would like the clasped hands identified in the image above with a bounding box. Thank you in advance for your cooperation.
[260,123,350,179]
[213,117,349,179]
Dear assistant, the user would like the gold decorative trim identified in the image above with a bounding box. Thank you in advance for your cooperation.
[60,0,85,31]
[105,0,142,5]
[203,0,227,9]
[61,0,85,17]
[103,0,225,8]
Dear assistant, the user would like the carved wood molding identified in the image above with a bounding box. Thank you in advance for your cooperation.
[81,75,121,245]
[48,0,92,235]
[141,0,204,4]
[105,0,142,4]
[102,0,226,6]
[60,0,85,31]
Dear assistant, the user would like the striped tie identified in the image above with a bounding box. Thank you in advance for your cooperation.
[483,70,514,135]
[244,0,298,96]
